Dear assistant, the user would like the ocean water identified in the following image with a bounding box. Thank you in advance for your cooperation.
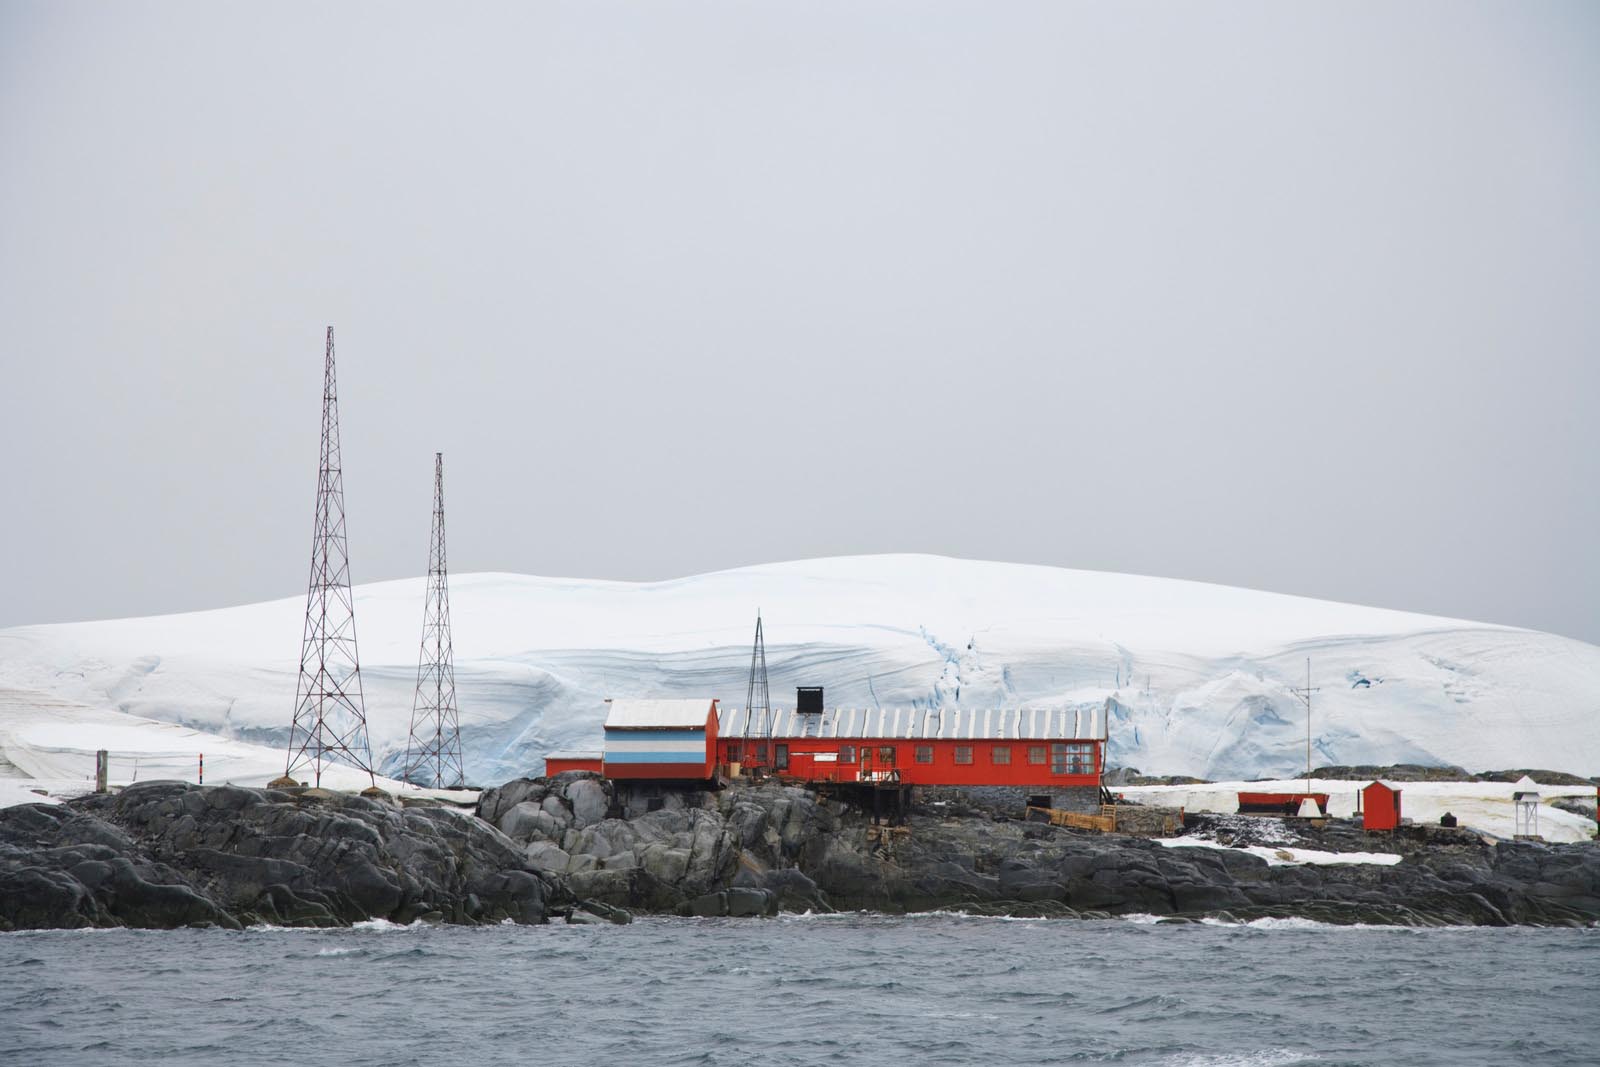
[1,914,1595,1067]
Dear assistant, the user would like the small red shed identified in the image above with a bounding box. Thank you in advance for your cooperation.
[544,751,603,776]
[1361,781,1402,831]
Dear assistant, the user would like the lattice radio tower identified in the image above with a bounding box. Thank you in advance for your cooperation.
[744,612,771,771]
[280,327,375,788]
[402,452,464,788]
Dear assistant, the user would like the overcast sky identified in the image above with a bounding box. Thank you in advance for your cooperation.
[2,1,1597,643]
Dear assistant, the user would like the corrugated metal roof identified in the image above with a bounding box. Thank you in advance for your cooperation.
[604,698,718,730]
[718,702,1106,740]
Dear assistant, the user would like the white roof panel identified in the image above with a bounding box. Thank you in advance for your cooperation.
[717,703,1107,741]
[604,698,717,730]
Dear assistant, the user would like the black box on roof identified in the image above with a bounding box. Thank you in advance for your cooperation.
[797,686,824,715]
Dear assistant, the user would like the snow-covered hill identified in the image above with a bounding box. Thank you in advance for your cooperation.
[0,555,1596,785]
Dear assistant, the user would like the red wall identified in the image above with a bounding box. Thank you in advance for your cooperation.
[605,762,709,780]
[1361,782,1402,831]
[705,709,718,779]
[604,707,720,781]
[1238,791,1331,813]
[545,756,603,775]
[716,736,1101,788]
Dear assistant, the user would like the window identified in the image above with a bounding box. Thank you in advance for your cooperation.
[915,745,934,764]
[954,745,973,765]
[839,745,855,763]
[1073,743,1095,774]
[726,743,742,763]
[1028,745,1047,765]
[991,745,1011,765]
[1051,742,1095,775]
[878,746,896,766]
[751,743,768,764]
[775,744,789,771]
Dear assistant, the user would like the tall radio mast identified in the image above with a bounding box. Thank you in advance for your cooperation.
[280,327,375,789]
[402,453,464,788]
[744,612,771,772]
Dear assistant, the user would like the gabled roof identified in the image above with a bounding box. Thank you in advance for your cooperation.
[718,703,1107,741]
[1511,774,1541,798]
[604,698,718,730]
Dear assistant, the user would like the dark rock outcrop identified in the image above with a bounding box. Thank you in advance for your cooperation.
[1553,796,1598,820]
[0,781,621,931]
[7,777,1596,930]
[479,776,1600,927]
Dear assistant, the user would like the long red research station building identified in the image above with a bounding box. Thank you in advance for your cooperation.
[545,690,1109,806]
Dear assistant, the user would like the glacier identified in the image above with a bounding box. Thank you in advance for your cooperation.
[0,554,1596,786]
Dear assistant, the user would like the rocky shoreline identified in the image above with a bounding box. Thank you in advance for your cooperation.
[2,775,1597,931]
[481,775,1600,926]
[0,781,626,931]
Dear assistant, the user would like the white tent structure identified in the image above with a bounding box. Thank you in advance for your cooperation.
[1512,775,1541,839]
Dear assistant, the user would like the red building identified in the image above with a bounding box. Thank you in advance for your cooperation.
[1361,780,1402,831]
[601,698,720,781]
[714,704,1106,796]
[1237,791,1331,816]
[544,751,603,776]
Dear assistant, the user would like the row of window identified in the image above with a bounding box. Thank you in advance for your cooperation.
[723,742,1096,774]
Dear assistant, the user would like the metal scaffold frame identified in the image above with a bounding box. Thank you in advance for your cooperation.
[283,327,376,788]
[402,452,464,788]
[743,613,771,772]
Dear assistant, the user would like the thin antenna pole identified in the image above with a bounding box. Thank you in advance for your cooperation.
[1287,657,1319,806]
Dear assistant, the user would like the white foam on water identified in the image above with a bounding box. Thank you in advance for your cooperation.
[348,918,425,933]
[1197,916,1492,932]
[1201,916,1354,931]
[903,909,1050,922]
[1154,1051,1315,1067]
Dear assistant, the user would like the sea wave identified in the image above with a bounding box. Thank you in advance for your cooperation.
[4,919,1596,1067]
[1153,1051,1315,1067]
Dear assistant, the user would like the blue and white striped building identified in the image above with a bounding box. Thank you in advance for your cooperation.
[601,698,719,781]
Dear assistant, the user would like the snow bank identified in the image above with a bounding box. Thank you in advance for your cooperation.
[1156,838,1404,867]
[0,778,61,809]
[1121,778,1598,843]
[0,554,1595,787]
[0,688,475,804]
